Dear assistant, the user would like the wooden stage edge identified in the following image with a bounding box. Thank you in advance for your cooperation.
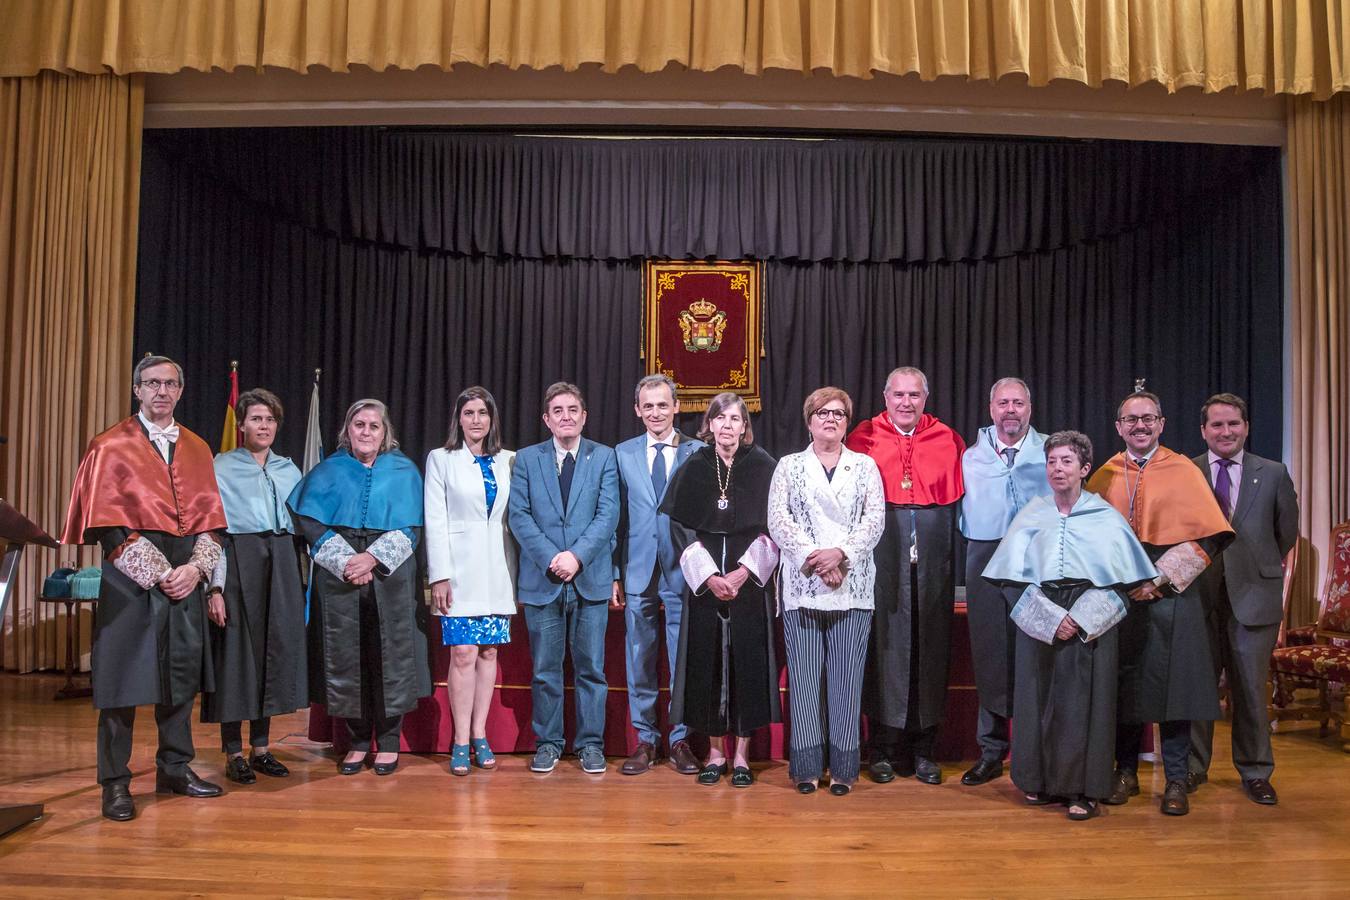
[2,673,1349,899]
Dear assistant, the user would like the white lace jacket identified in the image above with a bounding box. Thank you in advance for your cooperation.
[767,446,886,612]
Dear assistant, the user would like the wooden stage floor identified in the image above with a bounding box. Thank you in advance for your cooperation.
[2,673,1349,898]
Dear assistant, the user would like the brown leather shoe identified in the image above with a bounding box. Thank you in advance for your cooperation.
[1103,768,1139,806]
[1161,781,1190,816]
[668,740,700,775]
[1243,778,1278,805]
[621,742,657,775]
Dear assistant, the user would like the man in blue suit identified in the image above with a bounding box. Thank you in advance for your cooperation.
[611,374,704,776]
[508,381,621,774]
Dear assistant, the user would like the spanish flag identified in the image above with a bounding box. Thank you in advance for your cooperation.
[220,361,240,452]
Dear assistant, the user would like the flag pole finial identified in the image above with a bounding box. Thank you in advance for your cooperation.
[230,360,238,371]
[1134,376,1146,392]
[314,368,322,384]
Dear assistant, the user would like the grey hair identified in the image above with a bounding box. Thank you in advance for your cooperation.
[885,366,930,395]
[634,373,679,405]
[989,377,1031,403]
[336,398,398,453]
[133,355,185,388]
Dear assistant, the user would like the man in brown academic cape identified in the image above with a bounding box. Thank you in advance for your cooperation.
[63,355,228,821]
[846,366,965,785]
[1087,390,1233,817]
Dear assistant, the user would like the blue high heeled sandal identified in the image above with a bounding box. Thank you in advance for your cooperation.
[470,737,496,770]
[449,744,471,776]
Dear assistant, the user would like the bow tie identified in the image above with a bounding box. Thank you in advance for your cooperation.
[147,423,180,444]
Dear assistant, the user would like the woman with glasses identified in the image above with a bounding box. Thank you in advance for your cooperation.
[768,388,885,795]
[288,399,428,776]
[660,392,779,787]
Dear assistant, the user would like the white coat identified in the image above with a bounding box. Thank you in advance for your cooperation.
[424,446,518,616]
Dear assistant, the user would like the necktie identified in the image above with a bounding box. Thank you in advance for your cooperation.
[1134,457,1147,470]
[1214,458,1235,519]
[651,442,668,497]
[1001,447,1017,467]
[559,451,576,513]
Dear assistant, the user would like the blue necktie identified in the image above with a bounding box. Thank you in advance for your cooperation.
[651,442,668,498]
[559,452,575,513]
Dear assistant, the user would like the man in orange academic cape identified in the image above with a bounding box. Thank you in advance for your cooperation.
[63,355,228,822]
[1087,389,1233,817]
[846,366,965,785]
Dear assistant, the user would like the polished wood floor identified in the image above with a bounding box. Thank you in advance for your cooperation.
[1,673,1349,898]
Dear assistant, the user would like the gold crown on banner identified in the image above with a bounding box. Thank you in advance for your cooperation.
[688,298,717,317]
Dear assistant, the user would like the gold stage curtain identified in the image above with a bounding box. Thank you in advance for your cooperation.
[0,71,142,672]
[0,0,1346,98]
[1288,92,1350,624]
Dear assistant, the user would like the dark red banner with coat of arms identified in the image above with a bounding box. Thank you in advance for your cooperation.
[643,260,763,412]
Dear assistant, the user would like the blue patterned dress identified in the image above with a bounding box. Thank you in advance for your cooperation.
[440,453,512,646]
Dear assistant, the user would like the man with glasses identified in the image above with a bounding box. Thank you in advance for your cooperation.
[1086,390,1233,816]
[63,355,228,821]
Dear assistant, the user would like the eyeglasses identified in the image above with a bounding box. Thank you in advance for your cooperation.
[138,379,182,392]
[1117,414,1160,426]
[813,408,848,421]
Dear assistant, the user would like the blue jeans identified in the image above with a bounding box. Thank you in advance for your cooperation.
[523,591,608,752]
[624,584,687,746]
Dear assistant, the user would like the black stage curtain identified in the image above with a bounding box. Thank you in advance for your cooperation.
[135,129,1282,472]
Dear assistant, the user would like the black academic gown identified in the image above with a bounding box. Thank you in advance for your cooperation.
[201,532,308,723]
[1011,581,1120,800]
[1116,537,1226,725]
[296,518,431,721]
[867,502,957,730]
[664,444,781,738]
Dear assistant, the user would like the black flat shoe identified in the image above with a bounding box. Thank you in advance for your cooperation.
[796,780,818,794]
[961,757,1003,786]
[829,782,852,796]
[249,751,290,778]
[1067,798,1100,821]
[697,762,728,785]
[868,759,896,784]
[730,766,753,788]
[914,757,942,785]
[338,755,367,776]
[1161,781,1190,816]
[225,755,256,785]
[372,756,399,776]
[1024,791,1053,806]
[1243,777,1279,805]
[155,767,223,798]
[101,783,135,821]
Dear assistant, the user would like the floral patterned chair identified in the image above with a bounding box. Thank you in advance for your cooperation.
[1269,521,1350,748]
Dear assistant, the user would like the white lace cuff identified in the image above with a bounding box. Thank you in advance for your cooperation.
[1156,541,1211,593]
[1010,584,1065,645]
[1068,588,1128,642]
[739,534,780,587]
[113,536,173,590]
[189,533,222,581]
[368,530,414,575]
[313,533,357,579]
[679,542,719,594]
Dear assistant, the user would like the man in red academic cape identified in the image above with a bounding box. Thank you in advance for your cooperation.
[63,355,229,821]
[846,366,965,785]
[1087,389,1233,817]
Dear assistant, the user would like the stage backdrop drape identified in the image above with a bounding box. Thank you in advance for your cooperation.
[0,71,143,673]
[1288,93,1350,622]
[1,0,1346,98]
[134,129,1284,491]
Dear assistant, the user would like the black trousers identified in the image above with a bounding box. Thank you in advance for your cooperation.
[96,701,195,786]
[1116,720,1190,783]
[220,717,272,754]
[345,589,403,753]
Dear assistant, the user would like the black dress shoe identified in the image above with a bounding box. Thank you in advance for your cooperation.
[828,782,852,796]
[1185,770,1208,794]
[338,754,368,775]
[796,780,818,794]
[730,766,754,788]
[249,751,290,778]
[914,757,942,785]
[1243,778,1279,805]
[867,759,896,784]
[961,757,1004,786]
[372,756,399,776]
[1103,768,1139,805]
[155,767,223,798]
[225,755,256,785]
[101,783,135,821]
[696,762,728,785]
[1161,781,1190,816]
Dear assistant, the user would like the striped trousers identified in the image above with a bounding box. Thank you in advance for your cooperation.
[783,607,873,784]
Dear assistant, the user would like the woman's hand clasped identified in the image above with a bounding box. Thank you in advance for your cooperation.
[344,551,379,585]
[1055,614,1079,641]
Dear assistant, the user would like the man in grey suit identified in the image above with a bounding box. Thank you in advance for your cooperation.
[508,381,621,775]
[1188,392,1299,805]
[611,374,703,776]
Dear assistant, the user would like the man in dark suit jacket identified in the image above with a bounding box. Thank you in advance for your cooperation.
[1188,392,1299,805]
[508,381,621,776]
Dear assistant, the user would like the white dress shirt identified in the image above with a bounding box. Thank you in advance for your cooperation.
[138,411,178,463]
[645,428,676,474]
[1208,448,1245,515]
